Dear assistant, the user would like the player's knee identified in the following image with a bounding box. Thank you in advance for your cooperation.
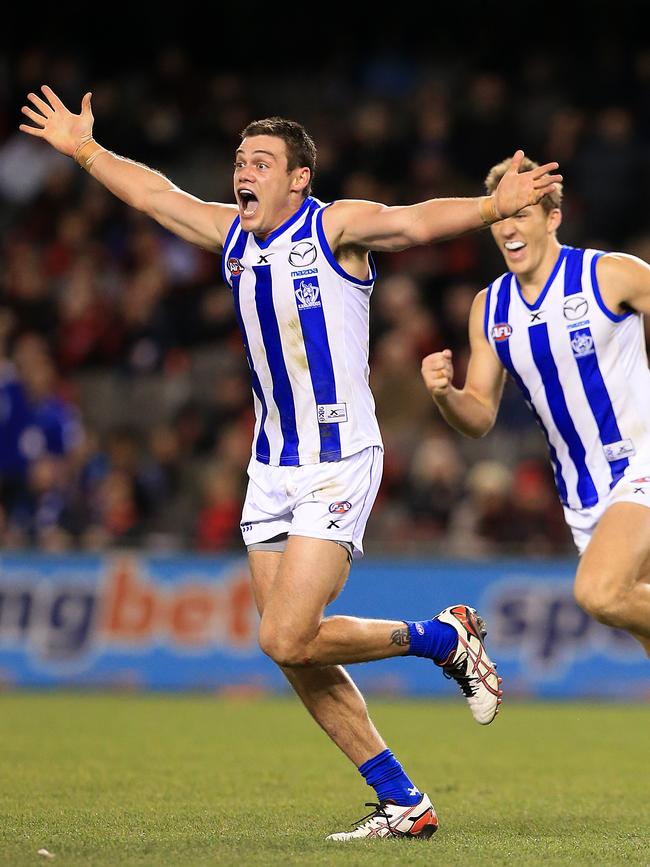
[574,576,626,626]
[258,618,311,667]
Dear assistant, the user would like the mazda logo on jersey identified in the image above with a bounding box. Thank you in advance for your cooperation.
[491,323,512,342]
[289,241,317,266]
[227,257,244,276]
[563,296,589,320]
[329,501,352,514]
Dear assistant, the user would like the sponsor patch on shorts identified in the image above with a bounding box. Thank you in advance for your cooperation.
[603,438,636,461]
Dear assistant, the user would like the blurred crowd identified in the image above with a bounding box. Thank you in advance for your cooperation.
[2,30,650,557]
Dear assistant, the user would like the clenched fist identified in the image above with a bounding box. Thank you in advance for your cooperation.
[421,349,454,397]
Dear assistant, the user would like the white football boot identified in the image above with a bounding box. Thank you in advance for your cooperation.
[326,794,438,840]
[435,604,502,725]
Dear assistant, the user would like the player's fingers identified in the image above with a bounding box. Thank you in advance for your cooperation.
[508,149,524,171]
[41,85,67,112]
[442,348,453,359]
[529,182,562,205]
[21,105,47,127]
[423,359,447,376]
[533,161,560,178]
[18,123,44,137]
[534,173,563,189]
[81,92,93,116]
[27,91,53,116]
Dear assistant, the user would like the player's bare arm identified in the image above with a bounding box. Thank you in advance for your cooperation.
[422,289,506,438]
[596,252,650,316]
[322,151,562,253]
[19,86,236,252]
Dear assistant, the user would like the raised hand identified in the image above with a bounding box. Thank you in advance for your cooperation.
[492,150,562,220]
[421,349,454,397]
[19,85,94,157]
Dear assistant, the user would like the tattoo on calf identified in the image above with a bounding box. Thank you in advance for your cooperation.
[390,627,410,647]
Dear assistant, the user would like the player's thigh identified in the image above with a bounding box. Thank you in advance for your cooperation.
[248,550,283,614]
[261,535,351,637]
[576,501,650,599]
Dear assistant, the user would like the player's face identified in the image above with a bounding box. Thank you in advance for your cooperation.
[490,204,561,276]
[234,135,307,236]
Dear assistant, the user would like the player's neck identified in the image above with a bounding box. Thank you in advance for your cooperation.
[516,240,563,303]
[254,197,308,240]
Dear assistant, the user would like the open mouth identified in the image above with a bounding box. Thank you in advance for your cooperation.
[505,241,525,252]
[238,189,259,217]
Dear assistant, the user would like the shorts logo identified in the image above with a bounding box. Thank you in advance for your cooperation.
[289,241,317,267]
[570,331,595,358]
[294,277,321,310]
[563,295,589,320]
[632,476,650,483]
[227,257,244,276]
[329,501,352,514]
[317,403,348,424]
[603,438,635,461]
[492,323,512,342]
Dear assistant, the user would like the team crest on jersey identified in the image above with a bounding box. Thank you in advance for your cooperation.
[293,276,321,309]
[329,501,352,514]
[492,322,512,342]
[227,257,244,276]
[570,331,595,358]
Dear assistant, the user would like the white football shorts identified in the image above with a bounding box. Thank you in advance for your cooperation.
[563,461,650,555]
[240,445,383,559]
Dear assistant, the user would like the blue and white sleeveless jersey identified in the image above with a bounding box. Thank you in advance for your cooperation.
[221,196,383,466]
[484,245,650,509]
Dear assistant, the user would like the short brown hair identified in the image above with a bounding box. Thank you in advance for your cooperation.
[485,156,563,213]
[240,117,317,198]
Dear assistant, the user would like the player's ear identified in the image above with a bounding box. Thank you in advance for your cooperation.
[292,166,310,194]
[548,207,562,233]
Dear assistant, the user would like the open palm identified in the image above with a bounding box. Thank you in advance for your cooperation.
[19,85,93,157]
[493,150,562,218]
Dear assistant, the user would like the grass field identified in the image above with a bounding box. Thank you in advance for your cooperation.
[1,693,648,866]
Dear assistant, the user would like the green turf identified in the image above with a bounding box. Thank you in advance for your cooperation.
[0,693,648,866]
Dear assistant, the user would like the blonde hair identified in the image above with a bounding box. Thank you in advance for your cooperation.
[485,156,563,212]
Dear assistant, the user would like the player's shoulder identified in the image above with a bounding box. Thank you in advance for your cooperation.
[594,250,650,284]
[321,198,385,224]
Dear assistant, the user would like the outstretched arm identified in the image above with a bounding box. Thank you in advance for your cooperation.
[421,289,506,438]
[323,150,562,252]
[19,86,236,252]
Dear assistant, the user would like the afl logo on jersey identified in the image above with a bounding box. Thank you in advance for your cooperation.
[329,501,352,514]
[491,322,513,342]
[289,241,317,267]
[227,257,244,276]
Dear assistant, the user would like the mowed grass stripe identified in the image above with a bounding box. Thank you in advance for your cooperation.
[0,694,648,866]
